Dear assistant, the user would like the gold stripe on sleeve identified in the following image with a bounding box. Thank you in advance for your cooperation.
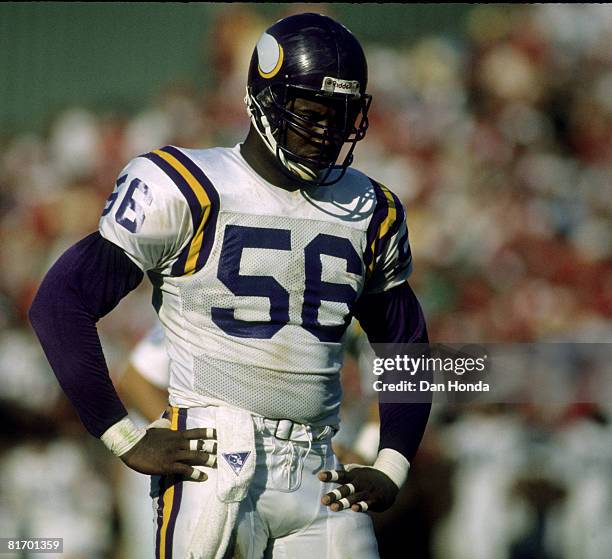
[152,149,211,276]
[377,185,397,240]
[368,185,397,274]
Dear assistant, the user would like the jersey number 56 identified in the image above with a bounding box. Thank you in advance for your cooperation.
[212,225,362,343]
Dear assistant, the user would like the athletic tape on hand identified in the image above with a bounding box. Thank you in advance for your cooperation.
[190,468,205,481]
[373,449,410,489]
[101,417,146,457]
[200,440,216,453]
[189,439,216,453]
[343,450,410,489]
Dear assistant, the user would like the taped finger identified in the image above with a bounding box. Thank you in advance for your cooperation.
[319,469,347,484]
[328,491,368,511]
[189,439,217,453]
[331,488,343,501]
[200,440,216,453]
[189,468,207,481]
[338,498,351,510]
[204,453,217,468]
[182,427,217,441]
[327,483,356,502]
[353,500,369,512]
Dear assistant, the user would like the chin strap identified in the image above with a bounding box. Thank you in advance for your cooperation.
[278,150,318,181]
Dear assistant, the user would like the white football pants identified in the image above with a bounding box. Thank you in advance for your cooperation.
[151,406,379,559]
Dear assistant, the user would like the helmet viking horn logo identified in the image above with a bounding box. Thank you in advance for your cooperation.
[257,33,284,79]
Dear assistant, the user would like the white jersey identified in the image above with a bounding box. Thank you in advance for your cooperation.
[100,144,411,425]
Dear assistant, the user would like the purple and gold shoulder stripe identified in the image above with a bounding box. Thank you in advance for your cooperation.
[142,146,220,276]
[364,180,407,274]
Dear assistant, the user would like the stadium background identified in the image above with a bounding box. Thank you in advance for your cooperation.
[1,3,611,558]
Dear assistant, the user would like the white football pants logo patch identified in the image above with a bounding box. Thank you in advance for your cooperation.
[222,451,251,475]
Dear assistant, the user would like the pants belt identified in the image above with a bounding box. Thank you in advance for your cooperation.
[257,417,337,442]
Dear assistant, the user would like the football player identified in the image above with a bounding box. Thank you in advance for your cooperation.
[29,13,430,559]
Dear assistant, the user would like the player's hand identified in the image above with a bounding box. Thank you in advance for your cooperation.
[121,420,217,482]
[318,466,398,513]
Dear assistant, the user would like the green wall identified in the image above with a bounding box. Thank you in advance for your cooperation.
[0,3,472,135]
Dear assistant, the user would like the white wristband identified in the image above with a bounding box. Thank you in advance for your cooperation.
[100,417,146,457]
[373,448,410,489]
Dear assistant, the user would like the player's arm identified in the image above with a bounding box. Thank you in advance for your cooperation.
[29,232,143,436]
[319,184,431,513]
[28,153,216,480]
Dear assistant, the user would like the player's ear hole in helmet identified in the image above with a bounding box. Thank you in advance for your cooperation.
[245,13,372,186]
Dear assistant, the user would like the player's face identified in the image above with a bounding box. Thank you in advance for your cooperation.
[283,96,349,168]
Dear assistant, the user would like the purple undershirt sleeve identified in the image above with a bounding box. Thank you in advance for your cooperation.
[28,231,144,437]
[353,281,431,463]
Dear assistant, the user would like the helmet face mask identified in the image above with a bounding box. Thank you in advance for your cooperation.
[245,13,372,186]
[267,84,371,184]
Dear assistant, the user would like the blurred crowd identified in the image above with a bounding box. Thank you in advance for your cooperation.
[0,5,610,559]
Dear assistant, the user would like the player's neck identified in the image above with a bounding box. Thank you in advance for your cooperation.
[240,128,301,191]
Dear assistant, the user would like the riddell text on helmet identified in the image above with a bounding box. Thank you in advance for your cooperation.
[321,76,360,95]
